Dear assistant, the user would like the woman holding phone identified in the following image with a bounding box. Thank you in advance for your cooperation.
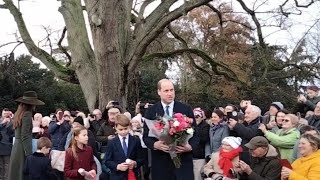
[259,114,300,163]
[281,134,320,180]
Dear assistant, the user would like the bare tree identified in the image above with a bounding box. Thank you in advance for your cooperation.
[1,0,319,110]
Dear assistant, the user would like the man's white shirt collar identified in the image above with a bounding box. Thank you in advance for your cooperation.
[161,101,174,116]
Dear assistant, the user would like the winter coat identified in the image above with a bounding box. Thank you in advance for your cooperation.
[24,152,53,180]
[8,111,33,180]
[240,145,281,180]
[296,96,320,116]
[64,146,97,180]
[307,115,320,132]
[289,150,320,180]
[58,129,100,161]
[205,124,229,157]
[89,119,104,136]
[96,121,116,146]
[203,151,239,176]
[265,128,300,163]
[0,118,14,156]
[231,117,264,146]
[49,120,71,150]
[193,120,210,159]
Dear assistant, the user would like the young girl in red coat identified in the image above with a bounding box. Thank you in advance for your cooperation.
[64,125,97,180]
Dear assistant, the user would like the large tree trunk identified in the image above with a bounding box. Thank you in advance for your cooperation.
[85,0,133,110]
[3,0,215,112]
[59,0,98,111]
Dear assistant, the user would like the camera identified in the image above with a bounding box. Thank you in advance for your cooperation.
[89,114,96,118]
[139,103,153,109]
[112,101,120,106]
[227,111,239,122]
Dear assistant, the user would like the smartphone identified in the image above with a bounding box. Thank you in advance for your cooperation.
[239,151,250,165]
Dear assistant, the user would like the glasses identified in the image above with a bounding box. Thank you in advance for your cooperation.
[282,119,290,123]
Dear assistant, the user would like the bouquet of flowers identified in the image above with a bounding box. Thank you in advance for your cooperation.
[144,113,194,168]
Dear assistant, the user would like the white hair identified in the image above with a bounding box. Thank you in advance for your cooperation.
[34,113,43,121]
[248,105,261,116]
[41,116,51,127]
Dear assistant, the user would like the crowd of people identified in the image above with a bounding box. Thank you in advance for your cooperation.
[0,80,320,180]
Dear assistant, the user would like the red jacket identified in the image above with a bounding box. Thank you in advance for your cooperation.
[64,145,97,180]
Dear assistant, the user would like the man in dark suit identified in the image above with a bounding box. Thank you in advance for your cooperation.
[143,79,199,180]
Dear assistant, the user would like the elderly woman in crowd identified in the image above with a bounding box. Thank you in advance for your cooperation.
[259,114,300,162]
[268,110,288,133]
[205,109,229,160]
[292,125,319,161]
[204,136,242,179]
[32,113,42,138]
[281,134,320,180]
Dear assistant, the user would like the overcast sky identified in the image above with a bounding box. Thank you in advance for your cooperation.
[0,0,319,65]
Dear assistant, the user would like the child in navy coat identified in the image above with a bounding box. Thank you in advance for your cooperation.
[24,137,54,180]
[105,114,144,180]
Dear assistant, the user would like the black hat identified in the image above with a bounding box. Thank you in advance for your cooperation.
[15,91,44,106]
[73,116,84,126]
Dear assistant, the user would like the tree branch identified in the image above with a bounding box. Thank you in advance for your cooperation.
[0,41,23,48]
[130,0,212,71]
[236,0,265,48]
[57,27,72,67]
[167,25,212,82]
[143,48,246,85]
[206,4,223,30]
[0,4,7,9]
[138,0,156,21]
[3,0,78,83]
[294,0,315,8]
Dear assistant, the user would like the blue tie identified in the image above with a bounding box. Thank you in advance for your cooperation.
[166,105,170,117]
[122,137,128,157]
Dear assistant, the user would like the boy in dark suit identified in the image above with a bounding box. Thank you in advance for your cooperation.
[24,137,54,180]
[105,114,144,180]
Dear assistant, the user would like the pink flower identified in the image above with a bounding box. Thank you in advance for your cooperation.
[155,121,164,130]
[169,128,176,135]
[173,113,184,120]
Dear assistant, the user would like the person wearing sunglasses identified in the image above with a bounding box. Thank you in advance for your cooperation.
[259,114,300,163]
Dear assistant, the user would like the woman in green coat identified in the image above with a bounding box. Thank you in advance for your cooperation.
[8,91,44,180]
[259,114,300,163]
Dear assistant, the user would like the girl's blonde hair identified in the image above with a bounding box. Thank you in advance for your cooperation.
[70,125,87,160]
[13,103,34,129]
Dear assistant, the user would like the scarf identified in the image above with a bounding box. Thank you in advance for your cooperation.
[210,122,223,131]
[218,147,242,177]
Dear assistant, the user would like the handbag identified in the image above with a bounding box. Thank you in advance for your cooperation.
[50,150,66,172]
